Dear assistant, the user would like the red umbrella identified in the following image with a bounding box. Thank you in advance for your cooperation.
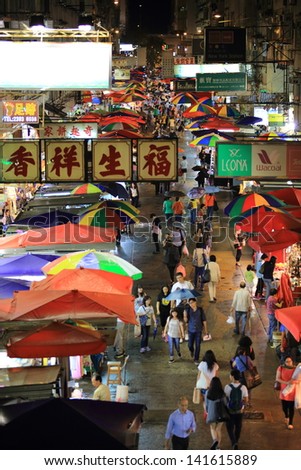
[269,188,301,206]
[198,117,240,131]
[99,130,144,139]
[237,208,301,234]
[6,321,107,358]
[275,306,301,341]
[248,229,301,252]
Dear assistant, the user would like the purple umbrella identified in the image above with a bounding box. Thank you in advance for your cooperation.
[0,253,59,278]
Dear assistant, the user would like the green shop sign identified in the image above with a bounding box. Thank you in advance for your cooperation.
[217,143,252,177]
[196,72,246,91]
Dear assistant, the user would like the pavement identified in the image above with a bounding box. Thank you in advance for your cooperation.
[78,132,301,450]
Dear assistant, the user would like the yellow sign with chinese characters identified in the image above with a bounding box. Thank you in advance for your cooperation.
[92,140,132,181]
[0,140,40,182]
[45,140,85,182]
[137,139,177,181]
[2,100,39,123]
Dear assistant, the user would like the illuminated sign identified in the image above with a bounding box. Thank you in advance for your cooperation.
[92,140,132,181]
[45,140,85,182]
[0,140,40,182]
[2,100,39,123]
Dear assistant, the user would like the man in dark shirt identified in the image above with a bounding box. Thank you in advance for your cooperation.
[184,298,208,365]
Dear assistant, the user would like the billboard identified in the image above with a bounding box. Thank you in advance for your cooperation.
[2,100,39,123]
[0,42,112,90]
[204,28,246,63]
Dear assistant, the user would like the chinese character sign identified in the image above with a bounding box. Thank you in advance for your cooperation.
[0,141,40,182]
[137,140,177,181]
[45,141,85,182]
[93,140,132,182]
[2,100,39,123]
[41,122,98,139]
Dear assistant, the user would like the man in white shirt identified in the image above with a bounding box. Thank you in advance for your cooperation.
[171,272,194,307]
[231,281,251,336]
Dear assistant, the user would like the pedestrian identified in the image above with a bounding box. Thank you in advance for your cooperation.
[91,373,111,401]
[163,309,184,363]
[205,377,228,450]
[244,264,255,295]
[230,281,252,336]
[156,284,172,328]
[232,347,254,394]
[275,355,296,429]
[179,156,188,183]
[207,254,221,303]
[171,222,186,258]
[184,298,208,365]
[238,335,255,361]
[113,318,126,359]
[233,233,243,267]
[224,369,248,450]
[165,396,196,450]
[163,197,174,225]
[266,288,283,347]
[187,198,198,225]
[197,349,219,407]
[204,192,216,227]
[191,242,209,289]
[136,295,157,353]
[150,213,162,254]
[172,197,185,223]
[254,252,268,299]
[129,182,139,208]
[171,271,194,307]
[262,255,277,300]
[134,285,147,313]
[162,235,181,284]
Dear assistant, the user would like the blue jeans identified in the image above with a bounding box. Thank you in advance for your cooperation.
[168,336,180,358]
[234,311,247,335]
[268,314,278,342]
[194,266,205,288]
[190,208,197,224]
[141,325,150,348]
[263,278,273,300]
[188,331,202,362]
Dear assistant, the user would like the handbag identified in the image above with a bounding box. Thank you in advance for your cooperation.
[134,323,141,337]
[202,264,211,283]
[196,372,208,390]
[215,399,230,422]
[259,264,265,274]
[203,333,212,341]
[193,387,201,404]
[274,380,281,391]
[243,366,262,390]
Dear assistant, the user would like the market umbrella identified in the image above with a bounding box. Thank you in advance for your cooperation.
[236,116,263,126]
[248,229,301,252]
[0,253,59,279]
[186,103,217,115]
[104,109,141,118]
[189,133,232,147]
[165,288,202,301]
[99,130,144,139]
[268,188,301,206]
[118,93,147,103]
[101,121,140,132]
[198,117,240,131]
[275,306,301,341]
[187,187,205,199]
[171,92,198,105]
[15,209,79,227]
[71,183,104,195]
[85,200,140,217]
[237,210,301,234]
[0,278,30,298]
[216,105,241,118]
[42,250,143,280]
[79,207,139,229]
[191,129,237,141]
[224,193,286,217]
[204,185,220,193]
[258,132,283,140]
[6,321,107,358]
[165,190,186,198]
[99,182,129,199]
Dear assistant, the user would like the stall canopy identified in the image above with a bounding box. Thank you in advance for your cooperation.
[0,253,58,278]
[0,278,30,298]
[275,305,301,341]
[269,188,301,206]
[248,230,301,252]
[0,398,146,449]
[237,210,301,234]
[6,321,107,358]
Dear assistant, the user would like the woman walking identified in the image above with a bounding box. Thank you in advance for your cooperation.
[197,350,219,406]
[262,255,277,300]
[205,377,228,450]
[163,309,184,363]
[137,296,157,353]
[207,254,221,303]
[156,285,171,328]
[275,355,296,429]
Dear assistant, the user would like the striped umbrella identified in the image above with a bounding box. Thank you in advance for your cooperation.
[258,132,283,141]
[189,132,233,147]
[224,193,286,217]
[71,183,104,195]
[171,92,198,105]
[216,105,241,118]
[101,121,139,131]
[81,200,140,217]
[186,103,217,115]
[80,207,139,229]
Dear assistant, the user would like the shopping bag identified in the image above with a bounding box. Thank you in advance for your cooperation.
[226,315,235,324]
[203,333,212,341]
[182,244,189,257]
[202,265,211,283]
[134,323,141,337]
[243,366,262,390]
[192,387,201,404]
[274,380,281,391]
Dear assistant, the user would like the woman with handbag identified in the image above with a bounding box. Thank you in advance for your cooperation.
[232,347,255,404]
[137,296,157,354]
[191,242,209,289]
[207,254,221,303]
[205,377,228,450]
[276,356,296,429]
[197,350,219,409]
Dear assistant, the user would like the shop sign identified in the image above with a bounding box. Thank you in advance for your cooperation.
[286,144,301,179]
[45,140,85,182]
[204,27,246,63]
[196,73,246,91]
[216,143,252,177]
[2,100,39,124]
[40,123,98,139]
[0,140,40,182]
[137,139,177,181]
[114,69,131,81]
[252,143,286,178]
[174,79,196,92]
[268,113,284,125]
[92,140,132,182]
[174,57,195,65]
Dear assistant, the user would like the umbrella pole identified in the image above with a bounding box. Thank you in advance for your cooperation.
[59,357,70,399]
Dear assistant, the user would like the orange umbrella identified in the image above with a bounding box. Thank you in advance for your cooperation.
[198,117,240,131]
[275,306,301,341]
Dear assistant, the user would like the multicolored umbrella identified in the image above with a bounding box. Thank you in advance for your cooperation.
[216,105,241,118]
[99,130,144,139]
[186,103,217,115]
[224,193,286,217]
[171,92,198,105]
[80,207,139,229]
[119,93,147,103]
[187,187,205,199]
[189,132,231,147]
[191,129,236,141]
[43,250,143,280]
[258,132,283,140]
[84,200,140,217]
[71,183,103,195]
[101,121,140,131]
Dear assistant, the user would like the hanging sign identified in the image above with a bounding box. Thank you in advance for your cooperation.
[92,140,132,182]
[0,140,40,182]
[137,139,177,181]
[45,140,85,182]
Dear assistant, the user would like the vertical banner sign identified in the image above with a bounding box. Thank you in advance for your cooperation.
[137,139,177,181]
[286,144,301,179]
[216,143,252,177]
[45,140,85,182]
[0,140,40,182]
[92,140,132,182]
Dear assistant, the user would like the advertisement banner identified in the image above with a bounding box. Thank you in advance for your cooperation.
[92,140,132,182]
[0,140,40,182]
[216,143,252,177]
[204,27,246,63]
[174,79,196,92]
[286,144,301,179]
[251,143,286,178]
[2,100,39,124]
[41,123,98,139]
[45,140,85,182]
[196,72,246,91]
[137,139,177,181]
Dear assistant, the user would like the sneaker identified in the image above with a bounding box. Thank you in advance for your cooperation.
[179,338,183,343]
[194,360,199,365]
[145,346,151,352]
[288,424,294,430]
[169,358,175,364]
[114,352,125,359]
[140,347,146,353]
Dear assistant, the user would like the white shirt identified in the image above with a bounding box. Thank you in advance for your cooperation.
[231,288,251,312]
[171,280,194,306]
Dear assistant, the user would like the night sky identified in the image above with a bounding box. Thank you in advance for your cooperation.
[127,0,172,36]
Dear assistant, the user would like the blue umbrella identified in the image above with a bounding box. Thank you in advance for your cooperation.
[204,185,220,193]
[0,278,30,298]
[165,288,202,301]
[0,253,59,278]
[187,188,205,199]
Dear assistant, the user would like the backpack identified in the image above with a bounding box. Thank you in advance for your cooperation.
[228,384,243,412]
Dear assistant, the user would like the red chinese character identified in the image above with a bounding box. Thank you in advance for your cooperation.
[98,145,126,177]
[50,145,80,177]
[142,144,171,176]
[84,125,93,136]
[70,126,81,137]
[6,145,35,177]
[44,126,53,137]
[57,126,67,137]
